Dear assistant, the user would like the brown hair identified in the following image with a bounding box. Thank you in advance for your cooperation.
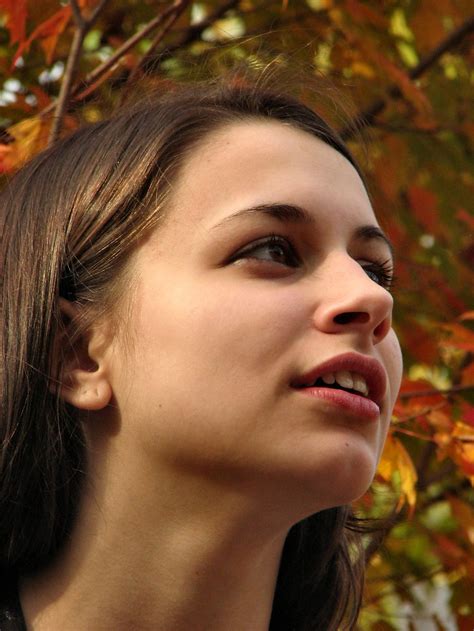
[1,75,366,630]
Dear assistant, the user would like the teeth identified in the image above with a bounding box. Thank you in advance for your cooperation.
[335,370,353,390]
[352,373,369,396]
[321,372,335,385]
[317,371,369,396]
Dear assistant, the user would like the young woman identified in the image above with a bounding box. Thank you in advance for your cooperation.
[1,77,403,630]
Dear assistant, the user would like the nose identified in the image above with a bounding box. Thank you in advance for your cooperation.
[312,255,393,345]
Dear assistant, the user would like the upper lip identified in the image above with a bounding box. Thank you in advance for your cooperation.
[290,352,387,408]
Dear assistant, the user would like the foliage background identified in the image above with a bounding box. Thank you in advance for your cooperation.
[0,0,473,628]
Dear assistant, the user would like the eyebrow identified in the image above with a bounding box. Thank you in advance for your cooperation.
[212,203,394,258]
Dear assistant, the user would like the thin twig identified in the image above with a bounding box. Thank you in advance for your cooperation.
[47,0,109,144]
[40,0,237,118]
[122,0,190,96]
[398,384,474,399]
[69,0,85,29]
[88,0,109,26]
[73,0,187,101]
[48,1,85,145]
[341,14,474,140]
[153,0,240,66]
[393,401,448,424]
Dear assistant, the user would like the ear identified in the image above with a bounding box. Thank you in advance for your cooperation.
[50,298,113,411]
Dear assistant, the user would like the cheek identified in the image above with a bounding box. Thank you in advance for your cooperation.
[119,279,307,415]
[384,329,403,405]
[154,279,306,373]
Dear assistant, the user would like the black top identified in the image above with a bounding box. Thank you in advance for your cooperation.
[0,586,26,631]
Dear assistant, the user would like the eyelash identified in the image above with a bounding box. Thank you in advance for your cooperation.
[230,234,396,290]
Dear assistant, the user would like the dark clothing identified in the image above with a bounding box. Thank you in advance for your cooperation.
[0,586,26,631]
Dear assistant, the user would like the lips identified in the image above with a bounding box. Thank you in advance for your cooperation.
[290,352,387,409]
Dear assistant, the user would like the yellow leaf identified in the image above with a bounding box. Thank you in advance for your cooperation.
[351,61,375,79]
[377,434,418,511]
[0,116,45,171]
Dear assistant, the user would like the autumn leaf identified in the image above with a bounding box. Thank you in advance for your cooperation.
[0,0,472,625]
[0,116,45,172]
[377,434,418,511]
[432,532,466,568]
[12,5,72,67]
[344,0,388,29]
[0,0,28,44]
[367,48,433,117]
[456,208,474,231]
[439,323,474,352]
[407,185,440,235]
[461,404,474,428]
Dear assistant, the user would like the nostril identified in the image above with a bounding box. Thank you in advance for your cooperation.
[333,312,370,325]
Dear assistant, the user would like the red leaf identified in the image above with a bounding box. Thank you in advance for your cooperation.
[12,5,72,67]
[372,52,432,117]
[458,614,474,631]
[401,321,440,363]
[407,185,440,234]
[0,0,27,44]
[456,208,474,231]
[344,0,388,28]
[462,404,474,428]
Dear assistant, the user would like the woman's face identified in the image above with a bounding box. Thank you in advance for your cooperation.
[105,120,403,516]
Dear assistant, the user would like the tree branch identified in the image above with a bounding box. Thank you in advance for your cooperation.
[47,0,109,144]
[41,0,237,119]
[72,0,188,102]
[122,0,191,96]
[341,14,474,140]
[48,1,86,145]
[151,0,240,66]
[398,384,474,399]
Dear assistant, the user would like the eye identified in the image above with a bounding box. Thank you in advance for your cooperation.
[360,258,395,290]
[229,235,300,268]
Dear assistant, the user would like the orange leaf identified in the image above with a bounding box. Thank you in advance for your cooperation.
[372,52,432,117]
[0,0,27,44]
[428,408,454,432]
[377,434,417,511]
[0,116,46,172]
[453,443,474,484]
[12,5,72,67]
[440,323,474,353]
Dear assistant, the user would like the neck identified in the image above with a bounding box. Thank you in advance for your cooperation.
[20,441,288,631]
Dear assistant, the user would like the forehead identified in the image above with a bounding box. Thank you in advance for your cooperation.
[165,119,376,231]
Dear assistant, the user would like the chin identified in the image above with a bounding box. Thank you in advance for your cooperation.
[291,438,379,511]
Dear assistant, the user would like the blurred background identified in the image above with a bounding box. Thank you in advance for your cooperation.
[0,1,473,628]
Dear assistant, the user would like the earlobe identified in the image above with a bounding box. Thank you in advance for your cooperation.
[51,298,113,411]
[59,377,113,411]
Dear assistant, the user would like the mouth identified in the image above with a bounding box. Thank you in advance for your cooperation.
[290,352,387,418]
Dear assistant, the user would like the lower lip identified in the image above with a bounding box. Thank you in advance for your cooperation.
[293,387,380,420]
